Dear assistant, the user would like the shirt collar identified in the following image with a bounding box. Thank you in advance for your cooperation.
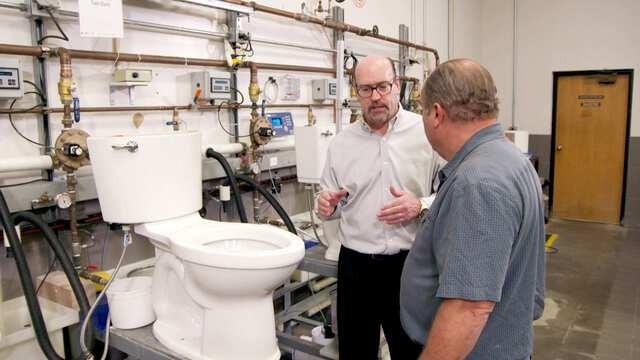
[438,123,504,184]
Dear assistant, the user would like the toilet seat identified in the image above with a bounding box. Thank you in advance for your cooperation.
[137,213,304,269]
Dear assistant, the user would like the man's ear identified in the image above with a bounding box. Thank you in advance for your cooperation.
[432,103,445,128]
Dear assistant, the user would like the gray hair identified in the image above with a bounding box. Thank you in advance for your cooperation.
[422,59,499,121]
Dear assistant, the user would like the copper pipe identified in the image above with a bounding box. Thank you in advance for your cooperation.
[222,0,440,65]
[0,43,44,57]
[0,43,337,75]
[247,61,335,74]
[0,103,332,115]
[54,48,74,128]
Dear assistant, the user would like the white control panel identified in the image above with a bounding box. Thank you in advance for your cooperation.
[0,58,23,99]
[113,69,153,83]
[312,79,337,101]
[192,70,232,104]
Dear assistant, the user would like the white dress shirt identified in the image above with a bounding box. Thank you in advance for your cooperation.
[319,107,444,255]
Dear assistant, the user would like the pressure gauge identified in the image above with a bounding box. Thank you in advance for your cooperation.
[55,193,72,209]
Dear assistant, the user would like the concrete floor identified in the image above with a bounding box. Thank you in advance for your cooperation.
[534,219,640,360]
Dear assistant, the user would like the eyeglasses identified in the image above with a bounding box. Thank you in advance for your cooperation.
[356,81,394,98]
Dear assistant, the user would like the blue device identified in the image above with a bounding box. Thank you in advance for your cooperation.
[266,112,294,138]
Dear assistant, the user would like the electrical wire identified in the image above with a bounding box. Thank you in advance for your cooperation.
[216,100,258,138]
[0,179,46,188]
[7,91,50,148]
[23,79,46,98]
[35,257,57,295]
[36,3,69,44]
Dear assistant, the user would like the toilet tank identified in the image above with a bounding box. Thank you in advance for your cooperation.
[87,131,202,224]
[294,124,335,184]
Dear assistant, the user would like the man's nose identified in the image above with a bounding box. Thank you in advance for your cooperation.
[371,88,382,101]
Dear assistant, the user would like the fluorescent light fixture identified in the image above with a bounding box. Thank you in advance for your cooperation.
[172,0,254,14]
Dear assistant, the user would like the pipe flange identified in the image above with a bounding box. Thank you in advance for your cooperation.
[249,115,272,147]
[54,128,91,171]
[40,45,51,59]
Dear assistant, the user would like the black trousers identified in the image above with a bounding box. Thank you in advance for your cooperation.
[337,246,423,360]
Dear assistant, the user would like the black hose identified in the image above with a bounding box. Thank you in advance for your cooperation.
[205,148,248,223]
[0,191,63,360]
[235,174,297,235]
[11,211,94,353]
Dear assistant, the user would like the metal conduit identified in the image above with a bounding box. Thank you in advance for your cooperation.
[220,0,440,64]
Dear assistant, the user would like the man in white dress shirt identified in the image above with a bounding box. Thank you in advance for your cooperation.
[317,55,443,359]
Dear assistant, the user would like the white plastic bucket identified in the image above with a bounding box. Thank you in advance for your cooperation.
[106,276,155,329]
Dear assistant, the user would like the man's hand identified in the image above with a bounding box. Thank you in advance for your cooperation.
[377,186,420,224]
[317,189,349,217]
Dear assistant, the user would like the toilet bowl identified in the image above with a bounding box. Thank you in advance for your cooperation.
[87,131,305,359]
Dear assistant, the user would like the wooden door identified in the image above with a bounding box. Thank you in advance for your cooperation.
[552,72,630,224]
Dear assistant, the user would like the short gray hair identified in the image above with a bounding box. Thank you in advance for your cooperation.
[422,59,499,121]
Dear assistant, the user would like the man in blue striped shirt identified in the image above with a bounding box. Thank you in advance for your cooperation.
[400,59,545,359]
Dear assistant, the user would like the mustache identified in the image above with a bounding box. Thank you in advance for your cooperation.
[367,103,389,110]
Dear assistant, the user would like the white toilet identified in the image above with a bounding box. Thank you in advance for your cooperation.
[87,131,305,360]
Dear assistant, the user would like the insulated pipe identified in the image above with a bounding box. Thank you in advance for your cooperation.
[203,143,244,156]
[260,138,295,152]
[11,211,94,353]
[234,174,297,235]
[0,155,53,173]
[205,148,248,223]
[221,0,440,65]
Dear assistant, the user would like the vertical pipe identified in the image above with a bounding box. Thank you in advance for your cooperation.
[335,40,345,134]
[511,0,517,129]
[56,48,73,129]
[28,1,52,180]
[66,172,82,270]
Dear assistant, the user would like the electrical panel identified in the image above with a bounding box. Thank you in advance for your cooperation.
[312,79,337,101]
[266,112,294,138]
[113,69,153,83]
[191,70,232,103]
[0,58,23,99]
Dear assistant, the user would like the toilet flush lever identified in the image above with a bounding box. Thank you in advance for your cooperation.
[112,141,138,153]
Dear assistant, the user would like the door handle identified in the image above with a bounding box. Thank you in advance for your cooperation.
[557,145,563,151]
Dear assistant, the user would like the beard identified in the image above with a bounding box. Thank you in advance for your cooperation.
[363,104,391,129]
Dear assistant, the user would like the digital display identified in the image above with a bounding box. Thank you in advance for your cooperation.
[0,71,13,76]
[271,117,283,126]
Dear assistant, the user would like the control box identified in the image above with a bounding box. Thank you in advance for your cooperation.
[113,69,153,83]
[266,112,294,138]
[0,58,23,99]
[191,70,232,103]
[312,79,337,101]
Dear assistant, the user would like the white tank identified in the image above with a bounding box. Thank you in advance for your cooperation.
[87,131,202,224]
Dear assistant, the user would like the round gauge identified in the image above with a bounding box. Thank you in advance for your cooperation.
[55,193,72,209]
